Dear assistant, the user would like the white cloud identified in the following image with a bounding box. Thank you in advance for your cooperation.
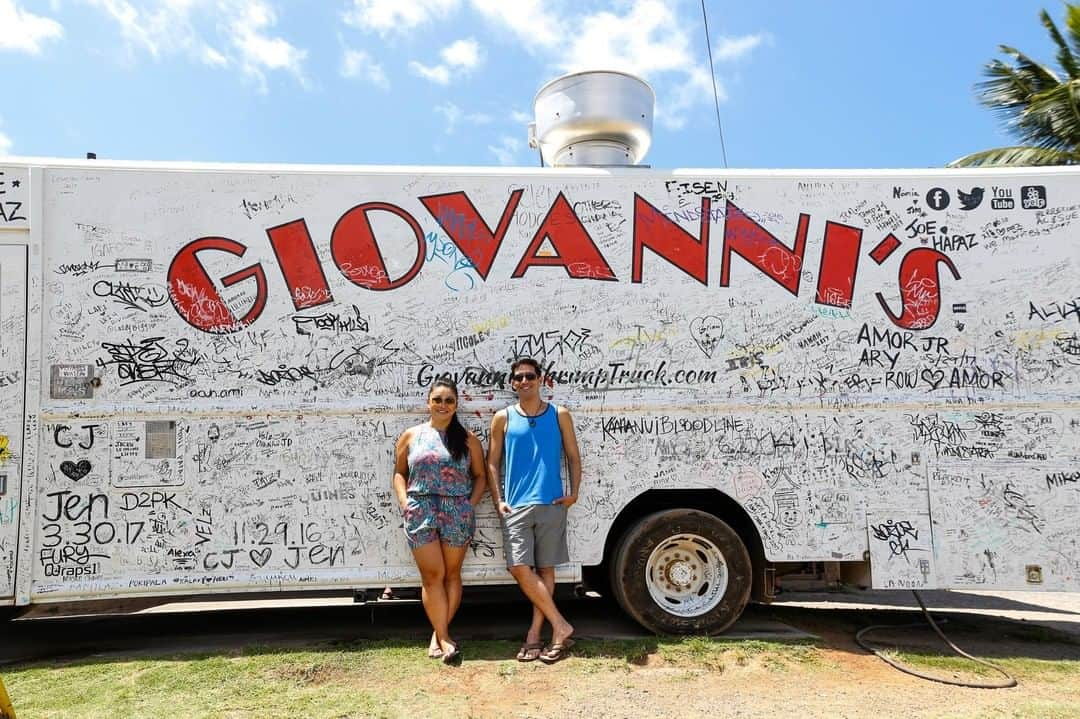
[201,45,227,66]
[409,60,450,85]
[441,38,480,70]
[469,0,765,132]
[85,0,195,58]
[0,0,63,54]
[659,66,726,131]
[714,34,765,61]
[561,2,690,79]
[510,110,532,124]
[470,0,560,51]
[488,136,521,166]
[343,0,460,35]
[553,1,760,130]
[228,1,308,91]
[342,47,389,89]
[435,101,492,134]
[410,37,482,85]
[84,0,307,91]
[0,125,12,156]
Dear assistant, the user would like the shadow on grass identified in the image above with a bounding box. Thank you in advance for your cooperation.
[769,605,1080,662]
[5,635,828,674]
[772,588,1080,616]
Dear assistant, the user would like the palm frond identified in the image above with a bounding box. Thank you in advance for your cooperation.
[1021,80,1080,149]
[977,60,1062,147]
[1065,3,1080,64]
[1042,8,1080,78]
[977,59,1038,109]
[948,145,1080,167]
[958,5,1080,167]
[997,45,1062,93]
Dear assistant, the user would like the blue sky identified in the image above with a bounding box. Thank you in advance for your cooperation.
[0,0,1062,169]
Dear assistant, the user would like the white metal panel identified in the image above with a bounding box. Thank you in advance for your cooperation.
[0,245,27,598]
[867,512,936,589]
[4,162,1075,600]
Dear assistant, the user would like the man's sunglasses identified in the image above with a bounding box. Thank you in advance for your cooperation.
[430,396,457,404]
[512,372,538,382]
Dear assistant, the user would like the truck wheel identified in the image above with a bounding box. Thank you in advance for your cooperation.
[609,509,752,635]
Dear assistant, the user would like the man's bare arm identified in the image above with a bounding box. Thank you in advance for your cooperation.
[554,406,581,506]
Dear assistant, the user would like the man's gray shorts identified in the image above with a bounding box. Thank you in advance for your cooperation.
[501,504,569,569]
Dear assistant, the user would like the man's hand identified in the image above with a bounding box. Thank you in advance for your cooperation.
[553,494,577,507]
[498,501,512,516]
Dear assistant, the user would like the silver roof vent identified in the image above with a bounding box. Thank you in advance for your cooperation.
[529,70,654,167]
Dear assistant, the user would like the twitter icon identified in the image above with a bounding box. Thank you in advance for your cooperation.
[958,187,984,210]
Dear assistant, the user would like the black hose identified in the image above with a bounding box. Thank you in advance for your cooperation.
[854,590,1017,689]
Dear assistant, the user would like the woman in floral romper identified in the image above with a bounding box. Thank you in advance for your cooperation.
[392,378,486,664]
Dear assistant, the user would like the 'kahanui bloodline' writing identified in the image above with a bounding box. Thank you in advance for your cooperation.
[166,190,961,335]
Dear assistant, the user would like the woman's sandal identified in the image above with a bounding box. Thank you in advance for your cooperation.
[539,638,575,664]
[428,632,443,659]
[516,641,545,662]
[441,641,462,666]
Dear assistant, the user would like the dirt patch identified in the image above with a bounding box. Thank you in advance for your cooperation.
[420,644,1079,719]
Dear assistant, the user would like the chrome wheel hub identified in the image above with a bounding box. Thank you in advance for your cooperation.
[644,533,729,618]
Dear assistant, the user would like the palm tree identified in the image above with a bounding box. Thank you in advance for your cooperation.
[951,4,1080,166]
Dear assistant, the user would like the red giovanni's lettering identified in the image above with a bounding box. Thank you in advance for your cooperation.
[265,219,334,310]
[168,237,267,334]
[331,202,425,291]
[419,189,524,279]
[511,192,617,281]
[632,195,710,285]
[163,188,963,335]
[876,248,960,330]
[720,201,809,295]
[814,221,863,308]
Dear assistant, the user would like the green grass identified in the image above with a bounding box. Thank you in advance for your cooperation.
[657,637,822,673]
[1,637,822,718]
[5,637,1079,719]
[888,650,1080,682]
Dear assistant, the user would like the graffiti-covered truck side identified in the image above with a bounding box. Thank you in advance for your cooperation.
[0,160,1077,633]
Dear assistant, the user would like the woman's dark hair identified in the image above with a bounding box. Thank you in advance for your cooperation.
[430,378,468,462]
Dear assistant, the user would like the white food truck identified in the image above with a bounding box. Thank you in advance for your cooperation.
[0,73,1077,634]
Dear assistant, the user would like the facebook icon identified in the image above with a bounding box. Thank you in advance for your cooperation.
[926,187,950,210]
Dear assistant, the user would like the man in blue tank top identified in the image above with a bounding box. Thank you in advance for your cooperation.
[486,357,582,663]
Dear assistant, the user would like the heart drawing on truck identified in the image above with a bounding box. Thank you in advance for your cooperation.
[60,459,92,481]
[250,548,272,567]
[690,315,724,358]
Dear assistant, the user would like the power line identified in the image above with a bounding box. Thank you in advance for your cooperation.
[700,0,729,168]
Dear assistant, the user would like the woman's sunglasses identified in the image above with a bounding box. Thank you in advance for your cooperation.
[429,396,457,405]
[512,372,538,382]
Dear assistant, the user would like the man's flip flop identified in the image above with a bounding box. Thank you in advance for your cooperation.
[539,638,575,664]
[516,642,545,662]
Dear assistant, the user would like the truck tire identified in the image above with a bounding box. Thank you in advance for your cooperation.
[609,509,752,635]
